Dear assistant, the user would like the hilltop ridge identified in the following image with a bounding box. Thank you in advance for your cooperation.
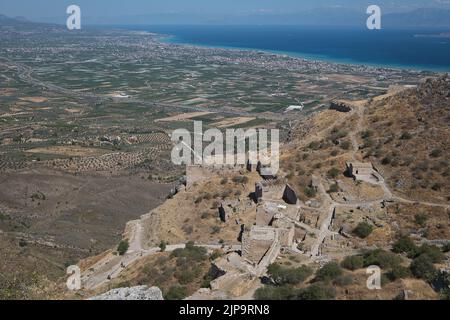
[74,76,449,300]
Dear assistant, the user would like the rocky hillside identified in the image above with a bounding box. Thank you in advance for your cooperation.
[362,76,449,203]
[66,76,450,301]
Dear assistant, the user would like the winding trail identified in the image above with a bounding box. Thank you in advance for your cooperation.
[81,219,241,290]
[308,101,448,259]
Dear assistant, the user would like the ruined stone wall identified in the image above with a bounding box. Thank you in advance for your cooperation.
[278,227,295,247]
[330,101,352,112]
[256,205,276,227]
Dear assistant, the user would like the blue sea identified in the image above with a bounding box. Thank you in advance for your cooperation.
[121,25,450,72]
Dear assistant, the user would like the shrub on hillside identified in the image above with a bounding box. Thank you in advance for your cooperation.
[165,285,188,300]
[353,222,373,239]
[414,213,428,227]
[443,243,450,253]
[387,265,412,281]
[171,242,207,263]
[392,236,419,257]
[363,249,402,269]
[334,274,354,286]
[341,255,364,271]
[304,187,317,198]
[254,285,297,300]
[429,148,443,158]
[297,282,336,300]
[417,244,445,264]
[328,128,348,143]
[410,254,437,281]
[117,240,129,256]
[327,183,339,193]
[400,132,412,140]
[314,262,343,282]
[327,168,340,179]
[267,264,313,285]
[340,141,351,150]
[174,266,202,285]
[232,175,248,184]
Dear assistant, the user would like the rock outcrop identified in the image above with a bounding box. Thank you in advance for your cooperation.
[89,285,163,300]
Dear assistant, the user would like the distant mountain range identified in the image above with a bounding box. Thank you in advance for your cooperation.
[2,8,450,28]
[384,8,450,28]
[0,14,61,31]
[0,14,32,26]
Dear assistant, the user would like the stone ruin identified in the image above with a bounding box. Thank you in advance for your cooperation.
[218,198,254,222]
[282,184,298,205]
[239,179,299,272]
[256,202,279,227]
[242,226,277,266]
[241,225,294,268]
[254,180,298,205]
[329,100,352,113]
[345,161,382,184]
[245,150,278,180]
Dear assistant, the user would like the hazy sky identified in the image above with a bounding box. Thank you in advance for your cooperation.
[0,0,450,18]
[1,0,449,20]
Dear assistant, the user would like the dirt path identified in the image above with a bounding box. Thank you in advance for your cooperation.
[81,218,241,291]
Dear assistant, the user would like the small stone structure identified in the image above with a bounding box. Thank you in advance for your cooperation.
[254,180,298,205]
[345,162,382,183]
[247,158,258,172]
[218,198,254,222]
[241,226,278,266]
[277,227,295,247]
[309,176,320,192]
[255,182,264,202]
[257,161,277,180]
[330,101,352,113]
[282,184,298,205]
[256,202,280,226]
[241,225,294,268]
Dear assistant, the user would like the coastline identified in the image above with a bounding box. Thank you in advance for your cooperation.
[124,28,449,73]
[159,34,447,73]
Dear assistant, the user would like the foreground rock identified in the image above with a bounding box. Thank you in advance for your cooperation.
[89,286,164,300]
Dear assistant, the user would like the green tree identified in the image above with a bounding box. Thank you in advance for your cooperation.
[387,265,412,281]
[117,240,129,256]
[327,168,340,179]
[353,222,373,239]
[341,255,364,271]
[165,285,188,300]
[443,243,450,253]
[304,187,316,198]
[392,236,418,257]
[267,264,313,285]
[414,213,428,227]
[363,249,402,269]
[315,262,343,282]
[327,183,339,193]
[254,285,297,300]
[417,244,445,263]
[159,241,167,252]
[410,255,437,281]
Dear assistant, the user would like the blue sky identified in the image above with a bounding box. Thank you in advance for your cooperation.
[1,0,449,19]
